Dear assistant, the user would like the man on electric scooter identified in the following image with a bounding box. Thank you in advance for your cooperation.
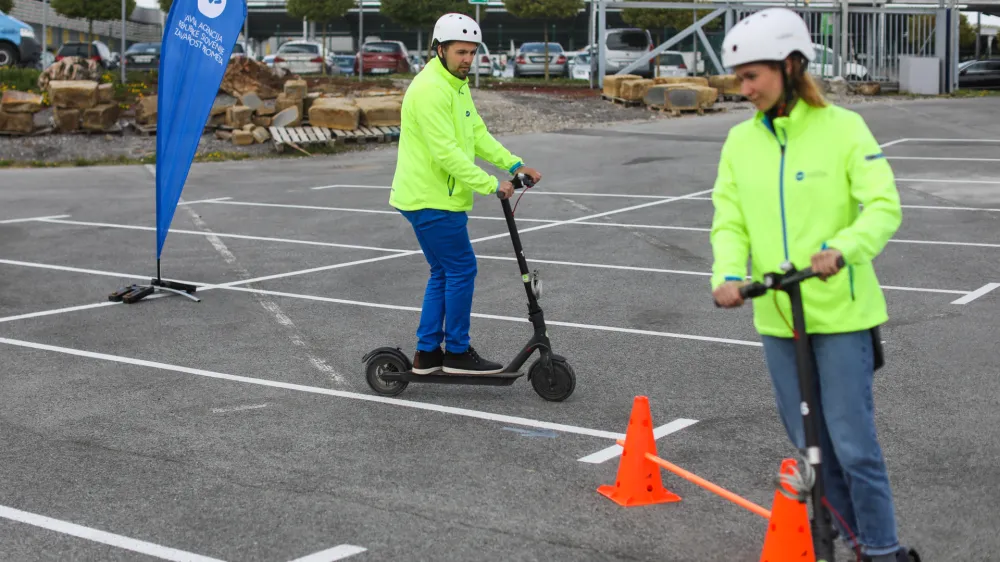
[389,13,542,376]
[709,8,918,562]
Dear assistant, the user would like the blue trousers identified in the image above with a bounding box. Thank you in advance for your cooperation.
[399,209,477,354]
[761,330,900,557]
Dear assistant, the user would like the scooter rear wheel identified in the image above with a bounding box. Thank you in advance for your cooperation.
[365,350,410,396]
[529,358,576,402]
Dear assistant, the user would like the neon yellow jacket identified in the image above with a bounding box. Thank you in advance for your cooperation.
[389,56,523,212]
[710,101,902,338]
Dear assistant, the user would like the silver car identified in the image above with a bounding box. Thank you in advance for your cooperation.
[512,42,566,77]
[593,28,655,78]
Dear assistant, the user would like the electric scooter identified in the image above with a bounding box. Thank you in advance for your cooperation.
[724,259,842,561]
[719,260,918,562]
[362,173,577,402]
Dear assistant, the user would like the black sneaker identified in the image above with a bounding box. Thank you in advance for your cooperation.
[442,347,504,375]
[411,348,443,375]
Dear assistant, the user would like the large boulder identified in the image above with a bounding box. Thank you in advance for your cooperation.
[1,90,44,113]
[82,103,121,131]
[49,80,99,109]
[653,76,710,87]
[134,95,157,125]
[53,107,81,131]
[308,98,360,130]
[37,57,102,90]
[708,74,742,98]
[219,57,286,100]
[353,96,402,127]
[619,79,655,101]
[602,74,643,98]
[0,110,34,133]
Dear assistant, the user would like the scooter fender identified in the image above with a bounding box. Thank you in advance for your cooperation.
[362,346,410,367]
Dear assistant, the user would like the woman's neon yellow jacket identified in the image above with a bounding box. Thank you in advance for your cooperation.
[389,56,523,213]
[710,100,903,338]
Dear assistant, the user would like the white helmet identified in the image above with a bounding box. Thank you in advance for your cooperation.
[721,8,815,69]
[432,13,482,46]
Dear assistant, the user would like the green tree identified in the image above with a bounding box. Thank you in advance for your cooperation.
[959,13,977,50]
[0,0,14,15]
[380,0,482,59]
[159,0,172,14]
[286,0,354,74]
[50,0,137,57]
[503,0,584,80]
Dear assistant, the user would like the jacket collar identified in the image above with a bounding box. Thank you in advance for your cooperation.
[428,55,468,93]
[755,98,812,140]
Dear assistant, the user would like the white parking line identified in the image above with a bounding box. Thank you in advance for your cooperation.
[0,504,225,562]
[287,545,368,562]
[951,283,1000,304]
[0,336,629,440]
[0,214,71,224]
[578,418,699,463]
[34,218,410,254]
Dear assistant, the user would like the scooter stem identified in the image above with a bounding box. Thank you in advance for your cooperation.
[786,280,836,561]
[500,196,541,314]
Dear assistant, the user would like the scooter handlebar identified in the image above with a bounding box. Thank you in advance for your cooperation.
[714,257,847,307]
[496,173,535,198]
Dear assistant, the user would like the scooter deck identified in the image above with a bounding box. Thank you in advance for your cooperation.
[382,370,523,386]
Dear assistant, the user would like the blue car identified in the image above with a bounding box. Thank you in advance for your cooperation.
[0,9,41,68]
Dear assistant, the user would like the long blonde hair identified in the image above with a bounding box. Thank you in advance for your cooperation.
[787,55,827,107]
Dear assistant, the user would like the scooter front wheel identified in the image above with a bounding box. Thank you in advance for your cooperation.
[529,357,576,402]
[365,349,410,396]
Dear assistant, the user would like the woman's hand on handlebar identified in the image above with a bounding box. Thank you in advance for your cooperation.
[520,167,542,184]
[497,181,515,199]
[712,280,746,308]
[810,248,844,280]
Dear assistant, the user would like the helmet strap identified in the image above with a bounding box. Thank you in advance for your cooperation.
[767,56,801,120]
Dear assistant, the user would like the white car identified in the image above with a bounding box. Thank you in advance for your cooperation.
[273,40,329,75]
[811,43,870,81]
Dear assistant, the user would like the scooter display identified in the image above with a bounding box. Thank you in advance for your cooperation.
[362,173,576,402]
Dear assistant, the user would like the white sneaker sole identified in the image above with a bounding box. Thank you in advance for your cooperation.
[442,366,505,375]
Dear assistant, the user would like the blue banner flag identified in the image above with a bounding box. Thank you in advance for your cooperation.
[155,0,246,259]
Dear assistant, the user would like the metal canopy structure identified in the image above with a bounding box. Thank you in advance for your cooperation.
[592,0,976,94]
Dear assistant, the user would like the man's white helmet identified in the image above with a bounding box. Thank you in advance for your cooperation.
[721,8,815,69]
[432,13,482,45]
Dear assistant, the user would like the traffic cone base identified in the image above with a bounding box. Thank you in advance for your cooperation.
[759,458,815,562]
[597,396,681,507]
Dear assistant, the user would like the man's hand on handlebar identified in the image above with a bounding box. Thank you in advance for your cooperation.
[497,180,515,199]
[811,248,844,281]
[712,280,746,308]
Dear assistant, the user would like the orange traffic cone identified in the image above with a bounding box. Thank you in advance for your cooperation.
[597,396,681,507]
[759,458,816,562]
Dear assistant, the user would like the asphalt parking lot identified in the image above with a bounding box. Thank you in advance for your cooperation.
[1,95,998,561]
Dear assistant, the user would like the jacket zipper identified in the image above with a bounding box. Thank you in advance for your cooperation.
[765,119,790,262]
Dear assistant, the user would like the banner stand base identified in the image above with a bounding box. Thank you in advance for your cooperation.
[110,279,201,304]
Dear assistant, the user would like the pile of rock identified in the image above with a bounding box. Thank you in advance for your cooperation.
[47,80,120,132]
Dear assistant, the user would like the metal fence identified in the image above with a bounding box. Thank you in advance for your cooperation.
[732,5,940,84]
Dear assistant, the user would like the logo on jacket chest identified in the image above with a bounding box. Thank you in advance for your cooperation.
[794,169,829,182]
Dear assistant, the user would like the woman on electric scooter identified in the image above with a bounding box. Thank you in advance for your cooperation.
[709,8,918,562]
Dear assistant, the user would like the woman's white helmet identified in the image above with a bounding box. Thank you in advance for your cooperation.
[432,13,482,46]
[721,8,815,69]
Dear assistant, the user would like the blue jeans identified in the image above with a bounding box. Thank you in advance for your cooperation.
[761,330,899,557]
[399,209,477,354]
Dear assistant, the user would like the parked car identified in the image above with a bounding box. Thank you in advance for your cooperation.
[331,54,356,76]
[654,50,689,77]
[471,43,493,77]
[0,10,40,68]
[273,40,328,75]
[122,42,160,72]
[567,50,591,80]
[513,42,566,77]
[356,40,410,75]
[592,28,655,78]
[56,40,115,69]
[811,43,869,81]
[958,58,1000,89]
